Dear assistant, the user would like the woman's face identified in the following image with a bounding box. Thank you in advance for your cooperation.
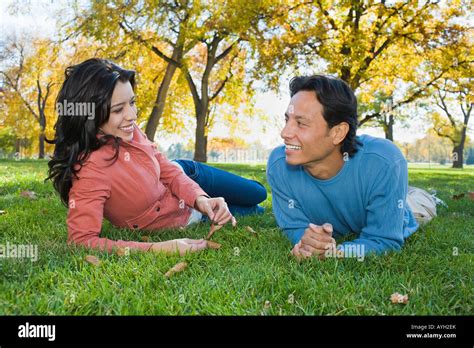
[100,80,137,141]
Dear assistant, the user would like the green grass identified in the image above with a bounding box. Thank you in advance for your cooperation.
[0,159,472,315]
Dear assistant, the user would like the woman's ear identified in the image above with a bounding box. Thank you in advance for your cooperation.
[331,122,349,146]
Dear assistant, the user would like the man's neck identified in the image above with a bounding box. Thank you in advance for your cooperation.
[303,151,345,180]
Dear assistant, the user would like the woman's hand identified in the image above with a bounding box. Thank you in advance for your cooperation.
[194,195,236,227]
[150,239,208,256]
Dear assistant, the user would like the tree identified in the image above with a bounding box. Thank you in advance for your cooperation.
[0,27,119,158]
[431,77,472,168]
[71,0,271,162]
[165,143,193,160]
[253,0,471,140]
[0,37,58,158]
[395,129,454,164]
[208,136,249,152]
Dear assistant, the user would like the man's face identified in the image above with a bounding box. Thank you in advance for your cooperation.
[100,80,137,142]
[281,91,336,166]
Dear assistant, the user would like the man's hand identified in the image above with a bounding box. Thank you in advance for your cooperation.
[194,195,236,227]
[291,240,308,260]
[292,223,335,260]
[150,239,208,256]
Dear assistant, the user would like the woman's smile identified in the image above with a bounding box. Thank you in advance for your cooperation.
[119,123,135,134]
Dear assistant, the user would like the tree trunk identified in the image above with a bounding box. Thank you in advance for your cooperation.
[452,144,464,168]
[38,111,46,159]
[15,138,21,157]
[145,62,179,141]
[452,128,466,168]
[384,114,394,141]
[194,107,208,162]
[38,132,45,159]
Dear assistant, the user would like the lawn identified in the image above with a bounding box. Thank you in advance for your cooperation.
[0,159,472,315]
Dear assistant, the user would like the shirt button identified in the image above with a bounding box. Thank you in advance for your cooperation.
[133,224,138,229]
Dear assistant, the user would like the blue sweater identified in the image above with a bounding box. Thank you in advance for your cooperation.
[267,135,419,255]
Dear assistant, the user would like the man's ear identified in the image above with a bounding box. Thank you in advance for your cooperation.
[330,122,349,146]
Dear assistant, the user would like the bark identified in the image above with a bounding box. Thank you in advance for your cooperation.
[384,114,394,141]
[144,45,183,140]
[193,104,208,162]
[452,127,466,168]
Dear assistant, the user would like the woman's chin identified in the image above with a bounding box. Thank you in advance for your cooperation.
[123,134,133,141]
[117,129,134,141]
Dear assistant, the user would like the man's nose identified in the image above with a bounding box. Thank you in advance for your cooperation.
[281,122,293,140]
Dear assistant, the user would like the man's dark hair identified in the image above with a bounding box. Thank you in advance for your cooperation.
[289,75,361,157]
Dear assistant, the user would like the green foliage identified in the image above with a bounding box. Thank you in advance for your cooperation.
[0,127,17,155]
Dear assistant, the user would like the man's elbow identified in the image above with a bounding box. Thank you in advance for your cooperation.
[371,236,404,254]
[350,236,404,256]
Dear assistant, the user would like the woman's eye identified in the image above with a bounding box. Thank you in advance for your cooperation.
[130,100,136,105]
[112,108,123,113]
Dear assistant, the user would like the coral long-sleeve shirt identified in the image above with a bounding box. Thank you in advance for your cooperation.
[66,125,208,252]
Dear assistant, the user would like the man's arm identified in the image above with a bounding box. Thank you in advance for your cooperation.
[339,159,409,255]
[267,164,310,246]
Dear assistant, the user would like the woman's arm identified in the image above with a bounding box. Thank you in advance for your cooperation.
[67,167,156,253]
[149,239,208,256]
[67,164,209,254]
[68,178,209,254]
[153,151,234,225]
[153,149,208,208]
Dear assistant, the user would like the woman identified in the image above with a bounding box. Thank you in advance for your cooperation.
[46,58,267,256]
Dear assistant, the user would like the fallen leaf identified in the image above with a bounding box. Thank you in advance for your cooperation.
[264,300,271,309]
[206,223,223,240]
[116,247,130,257]
[206,241,222,249]
[390,292,409,304]
[0,210,6,215]
[140,236,151,242]
[85,255,101,266]
[468,192,474,201]
[245,226,257,236]
[452,193,465,200]
[20,191,37,199]
[165,261,188,278]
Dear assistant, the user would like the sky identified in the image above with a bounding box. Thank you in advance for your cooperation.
[0,0,462,151]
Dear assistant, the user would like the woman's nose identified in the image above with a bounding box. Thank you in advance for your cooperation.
[125,105,137,120]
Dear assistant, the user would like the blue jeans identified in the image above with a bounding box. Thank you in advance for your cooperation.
[172,159,267,217]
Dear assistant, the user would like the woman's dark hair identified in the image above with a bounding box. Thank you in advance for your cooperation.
[45,58,136,206]
[289,75,361,157]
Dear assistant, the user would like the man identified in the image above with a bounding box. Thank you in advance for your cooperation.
[267,75,423,259]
